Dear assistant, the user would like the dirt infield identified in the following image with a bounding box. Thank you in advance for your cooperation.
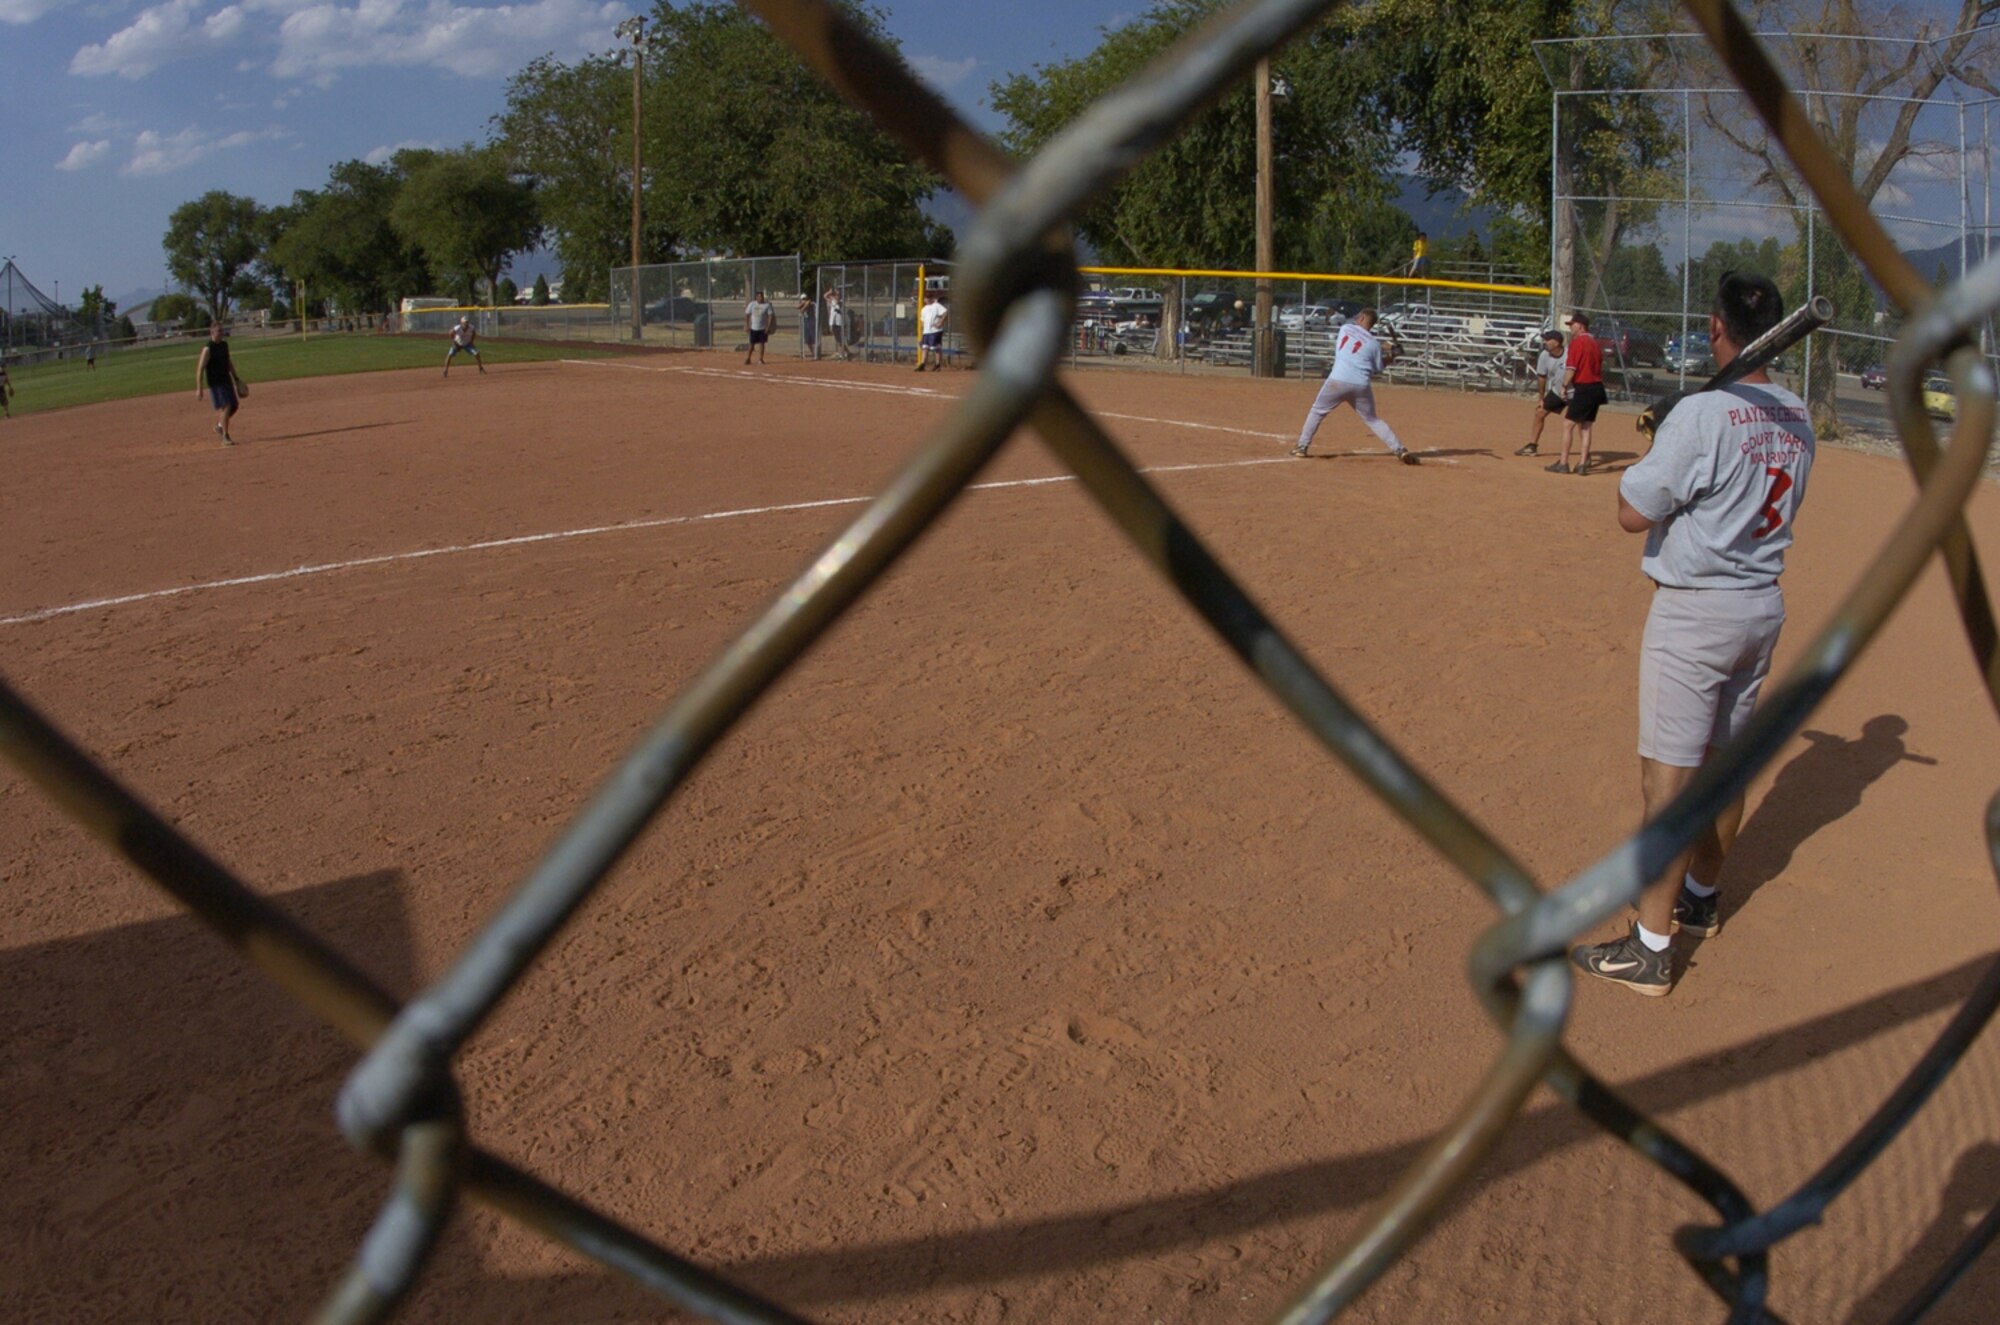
[4,352,1998,1323]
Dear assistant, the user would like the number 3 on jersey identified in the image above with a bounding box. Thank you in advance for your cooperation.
[1752,467,1794,539]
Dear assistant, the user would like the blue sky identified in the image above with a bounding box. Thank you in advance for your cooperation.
[0,0,1142,306]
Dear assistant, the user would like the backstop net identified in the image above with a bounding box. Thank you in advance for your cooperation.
[0,260,86,356]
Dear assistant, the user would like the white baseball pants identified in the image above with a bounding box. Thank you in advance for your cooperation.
[1295,378,1402,454]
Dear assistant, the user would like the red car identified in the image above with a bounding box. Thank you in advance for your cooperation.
[1588,318,1666,368]
[1860,364,1888,390]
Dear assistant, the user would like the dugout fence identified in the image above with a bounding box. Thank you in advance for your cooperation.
[6,2,2000,1323]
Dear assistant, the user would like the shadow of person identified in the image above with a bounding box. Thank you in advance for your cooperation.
[1843,1140,2000,1324]
[1723,715,1936,926]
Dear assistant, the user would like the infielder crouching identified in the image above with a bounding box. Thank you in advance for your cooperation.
[1291,307,1417,464]
[1572,272,1814,997]
[444,315,485,376]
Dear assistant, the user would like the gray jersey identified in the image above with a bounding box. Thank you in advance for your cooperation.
[746,300,774,330]
[1329,321,1385,384]
[1534,349,1565,387]
[1619,382,1814,589]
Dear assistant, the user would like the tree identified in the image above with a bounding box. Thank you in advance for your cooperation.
[163,190,263,318]
[497,277,519,305]
[1302,197,1419,278]
[151,292,202,327]
[496,52,658,303]
[532,273,551,305]
[638,2,946,264]
[1692,0,2000,430]
[994,1,1398,355]
[77,285,116,336]
[273,159,436,314]
[1348,0,1588,216]
[390,145,541,303]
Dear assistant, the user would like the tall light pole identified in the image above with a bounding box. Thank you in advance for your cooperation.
[617,16,645,342]
[1253,60,1275,378]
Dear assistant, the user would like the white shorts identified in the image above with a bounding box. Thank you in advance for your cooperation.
[1637,585,1786,767]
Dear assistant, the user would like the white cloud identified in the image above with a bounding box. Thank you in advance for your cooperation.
[67,110,129,135]
[364,137,440,164]
[56,139,112,170]
[271,0,626,82]
[1874,181,1916,210]
[0,0,66,23]
[908,53,977,92]
[70,0,231,78]
[121,122,285,175]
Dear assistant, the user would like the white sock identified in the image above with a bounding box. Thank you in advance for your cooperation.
[1635,921,1672,952]
[1684,873,1717,899]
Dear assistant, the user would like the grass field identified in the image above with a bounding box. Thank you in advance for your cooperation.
[1,332,615,415]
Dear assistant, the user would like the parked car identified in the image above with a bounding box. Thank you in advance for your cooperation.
[1076,291,1119,318]
[1859,363,1888,390]
[1184,290,1248,330]
[1107,287,1163,304]
[643,295,702,323]
[1591,318,1666,368]
[1923,374,1956,421]
[1276,303,1341,330]
[1664,330,1713,373]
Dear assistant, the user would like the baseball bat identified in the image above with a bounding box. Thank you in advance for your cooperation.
[1637,294,1835,437]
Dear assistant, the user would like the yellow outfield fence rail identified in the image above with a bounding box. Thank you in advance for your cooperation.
[1083,263,1554,297]
[3,2,1999,1324]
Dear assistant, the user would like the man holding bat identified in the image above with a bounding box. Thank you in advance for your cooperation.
[1572,271,1816,997]
[1290,307,1418,464]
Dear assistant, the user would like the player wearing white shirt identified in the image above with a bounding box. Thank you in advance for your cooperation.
[744,291,775,365]
[443,316,484,377]
[825,289,850,360]
[1514,330,1568,456]
[915,294,948,372]
[1573,272,1814,997]
[1290,308,1416,464]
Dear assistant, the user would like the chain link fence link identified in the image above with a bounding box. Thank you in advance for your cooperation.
[3,1,1999,1322]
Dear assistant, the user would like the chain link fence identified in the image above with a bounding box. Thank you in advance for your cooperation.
[1062,264,1551,389]
[805,258,960,366]
[4,2,2000,1322]
[1537,32,1999,426]
[608,255,804,352]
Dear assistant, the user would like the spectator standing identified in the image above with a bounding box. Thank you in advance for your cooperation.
[745,291,775,365]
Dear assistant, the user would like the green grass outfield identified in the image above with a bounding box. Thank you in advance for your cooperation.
[1,333,613,416]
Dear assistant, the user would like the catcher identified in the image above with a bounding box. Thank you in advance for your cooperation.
[1290,307,1418,464]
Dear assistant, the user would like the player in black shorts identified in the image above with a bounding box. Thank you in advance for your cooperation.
[194,323,248,445]
[1516,329,1567,457]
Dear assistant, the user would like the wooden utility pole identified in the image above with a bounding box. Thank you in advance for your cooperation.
[1253,58,1274,378]
[622,18,645,342]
